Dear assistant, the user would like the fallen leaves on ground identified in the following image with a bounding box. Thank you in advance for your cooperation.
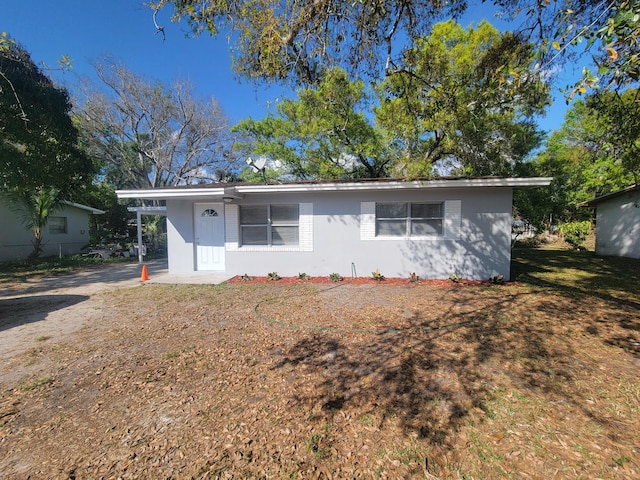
[1,280,639,479]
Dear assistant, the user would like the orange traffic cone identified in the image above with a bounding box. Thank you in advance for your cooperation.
[140,264,150,281]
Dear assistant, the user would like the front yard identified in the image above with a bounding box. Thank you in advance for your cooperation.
[1,249,639,478]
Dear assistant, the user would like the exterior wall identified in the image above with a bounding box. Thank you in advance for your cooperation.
[0,202,92,262]
[166,199,197,274]
[167,187,514,280]
[594,190,640,259]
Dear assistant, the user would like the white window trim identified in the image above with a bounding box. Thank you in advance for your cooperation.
[361,200,461,240]
[225,203,313,252]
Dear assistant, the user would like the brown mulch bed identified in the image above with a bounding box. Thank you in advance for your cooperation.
[1,279,639,478]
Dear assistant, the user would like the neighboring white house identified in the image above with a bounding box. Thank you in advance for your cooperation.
[0,201,105,262]
[578,185,640,259]
[117,177,551,280]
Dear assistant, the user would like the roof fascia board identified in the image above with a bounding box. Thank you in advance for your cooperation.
[116,177,552,200]
[62,201,106,214]
[116,188,226,199]
[127,206,168,212]
[578,184,639,207]
[236,177,553,193]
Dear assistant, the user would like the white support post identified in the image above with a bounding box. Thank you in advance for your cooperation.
[137,210,143,263]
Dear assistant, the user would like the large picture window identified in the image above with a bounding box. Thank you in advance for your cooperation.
[240,204,299,246]
[376,202,443,237]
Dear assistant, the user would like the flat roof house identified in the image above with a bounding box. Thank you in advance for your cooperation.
[579,184,640,259]
[117,177,551,281]
[0,201,105,262]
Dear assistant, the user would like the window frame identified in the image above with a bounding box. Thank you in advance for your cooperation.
[48,216,68,235]
[239,204,300,247]
[375,202,444,238]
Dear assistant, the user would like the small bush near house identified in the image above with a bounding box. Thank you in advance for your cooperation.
[371,269,385,281]
[449,273,463,283]
[558,221,592,249]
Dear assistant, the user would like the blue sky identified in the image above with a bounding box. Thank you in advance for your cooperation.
[3,0,581,131]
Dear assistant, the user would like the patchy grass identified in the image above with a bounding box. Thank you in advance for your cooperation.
[512,247,640,301]
[0,248,639,478]
[18,375,53,392]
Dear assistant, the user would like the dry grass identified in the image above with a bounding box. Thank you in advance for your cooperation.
[1,248,639,479]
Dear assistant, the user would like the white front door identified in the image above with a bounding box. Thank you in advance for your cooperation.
[195,203,225,271]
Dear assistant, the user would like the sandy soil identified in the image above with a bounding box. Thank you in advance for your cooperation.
[0,262,146,383]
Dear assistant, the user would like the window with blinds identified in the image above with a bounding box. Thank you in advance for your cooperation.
[239,204,299,246]
[375,202,443,237]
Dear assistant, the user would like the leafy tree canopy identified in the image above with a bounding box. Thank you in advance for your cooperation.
[152,0,639,91]
[233,67,393,179]
[0,36,94,197]
[375,20,549,177]
[236,22,549,180]
[585,87,640,183]
[528,88,637,223]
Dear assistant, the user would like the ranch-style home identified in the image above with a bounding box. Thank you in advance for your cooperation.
[0,201,105,262]
[579,184,640,259]
[116,177,551,281]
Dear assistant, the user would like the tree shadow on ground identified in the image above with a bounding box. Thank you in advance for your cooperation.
[268,250,639,468]
[0,294,89,331]
[511,248,640,305]
[270,290,551,448]
[512,248,640,356]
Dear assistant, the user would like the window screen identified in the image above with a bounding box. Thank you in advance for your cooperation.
[376,202,443,237]
[49,216,67,234]
[240,204,299,246]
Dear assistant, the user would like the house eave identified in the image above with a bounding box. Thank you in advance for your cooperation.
[116,187,227,199]
[62,201,106,215]
[116,177,552,200]
[235,177,552,193]
[577,184,640,208]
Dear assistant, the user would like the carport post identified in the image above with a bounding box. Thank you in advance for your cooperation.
[127,206,166,263]
[137,210,143,263]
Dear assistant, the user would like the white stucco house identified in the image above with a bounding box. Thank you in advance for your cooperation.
[0,201,105,262]
[578,185,640,259]
[117,177,551,280]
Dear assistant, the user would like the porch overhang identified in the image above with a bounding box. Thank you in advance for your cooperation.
[126,206,168,263]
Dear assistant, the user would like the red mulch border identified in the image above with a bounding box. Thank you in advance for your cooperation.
[225,275,512,286]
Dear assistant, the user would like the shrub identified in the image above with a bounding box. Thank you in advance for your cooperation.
[449,273,462,283]
[371,269,385,281]
[297,272,311,280]
[329,273,343,282]
[267,272,281,281]
[558,221,591,249]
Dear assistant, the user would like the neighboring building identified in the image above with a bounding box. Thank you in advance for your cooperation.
[0,201,105,262]
[117,177,551,280]
[578,185,640,259]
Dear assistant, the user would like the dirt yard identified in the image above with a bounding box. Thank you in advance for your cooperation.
[0,251,639,479]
